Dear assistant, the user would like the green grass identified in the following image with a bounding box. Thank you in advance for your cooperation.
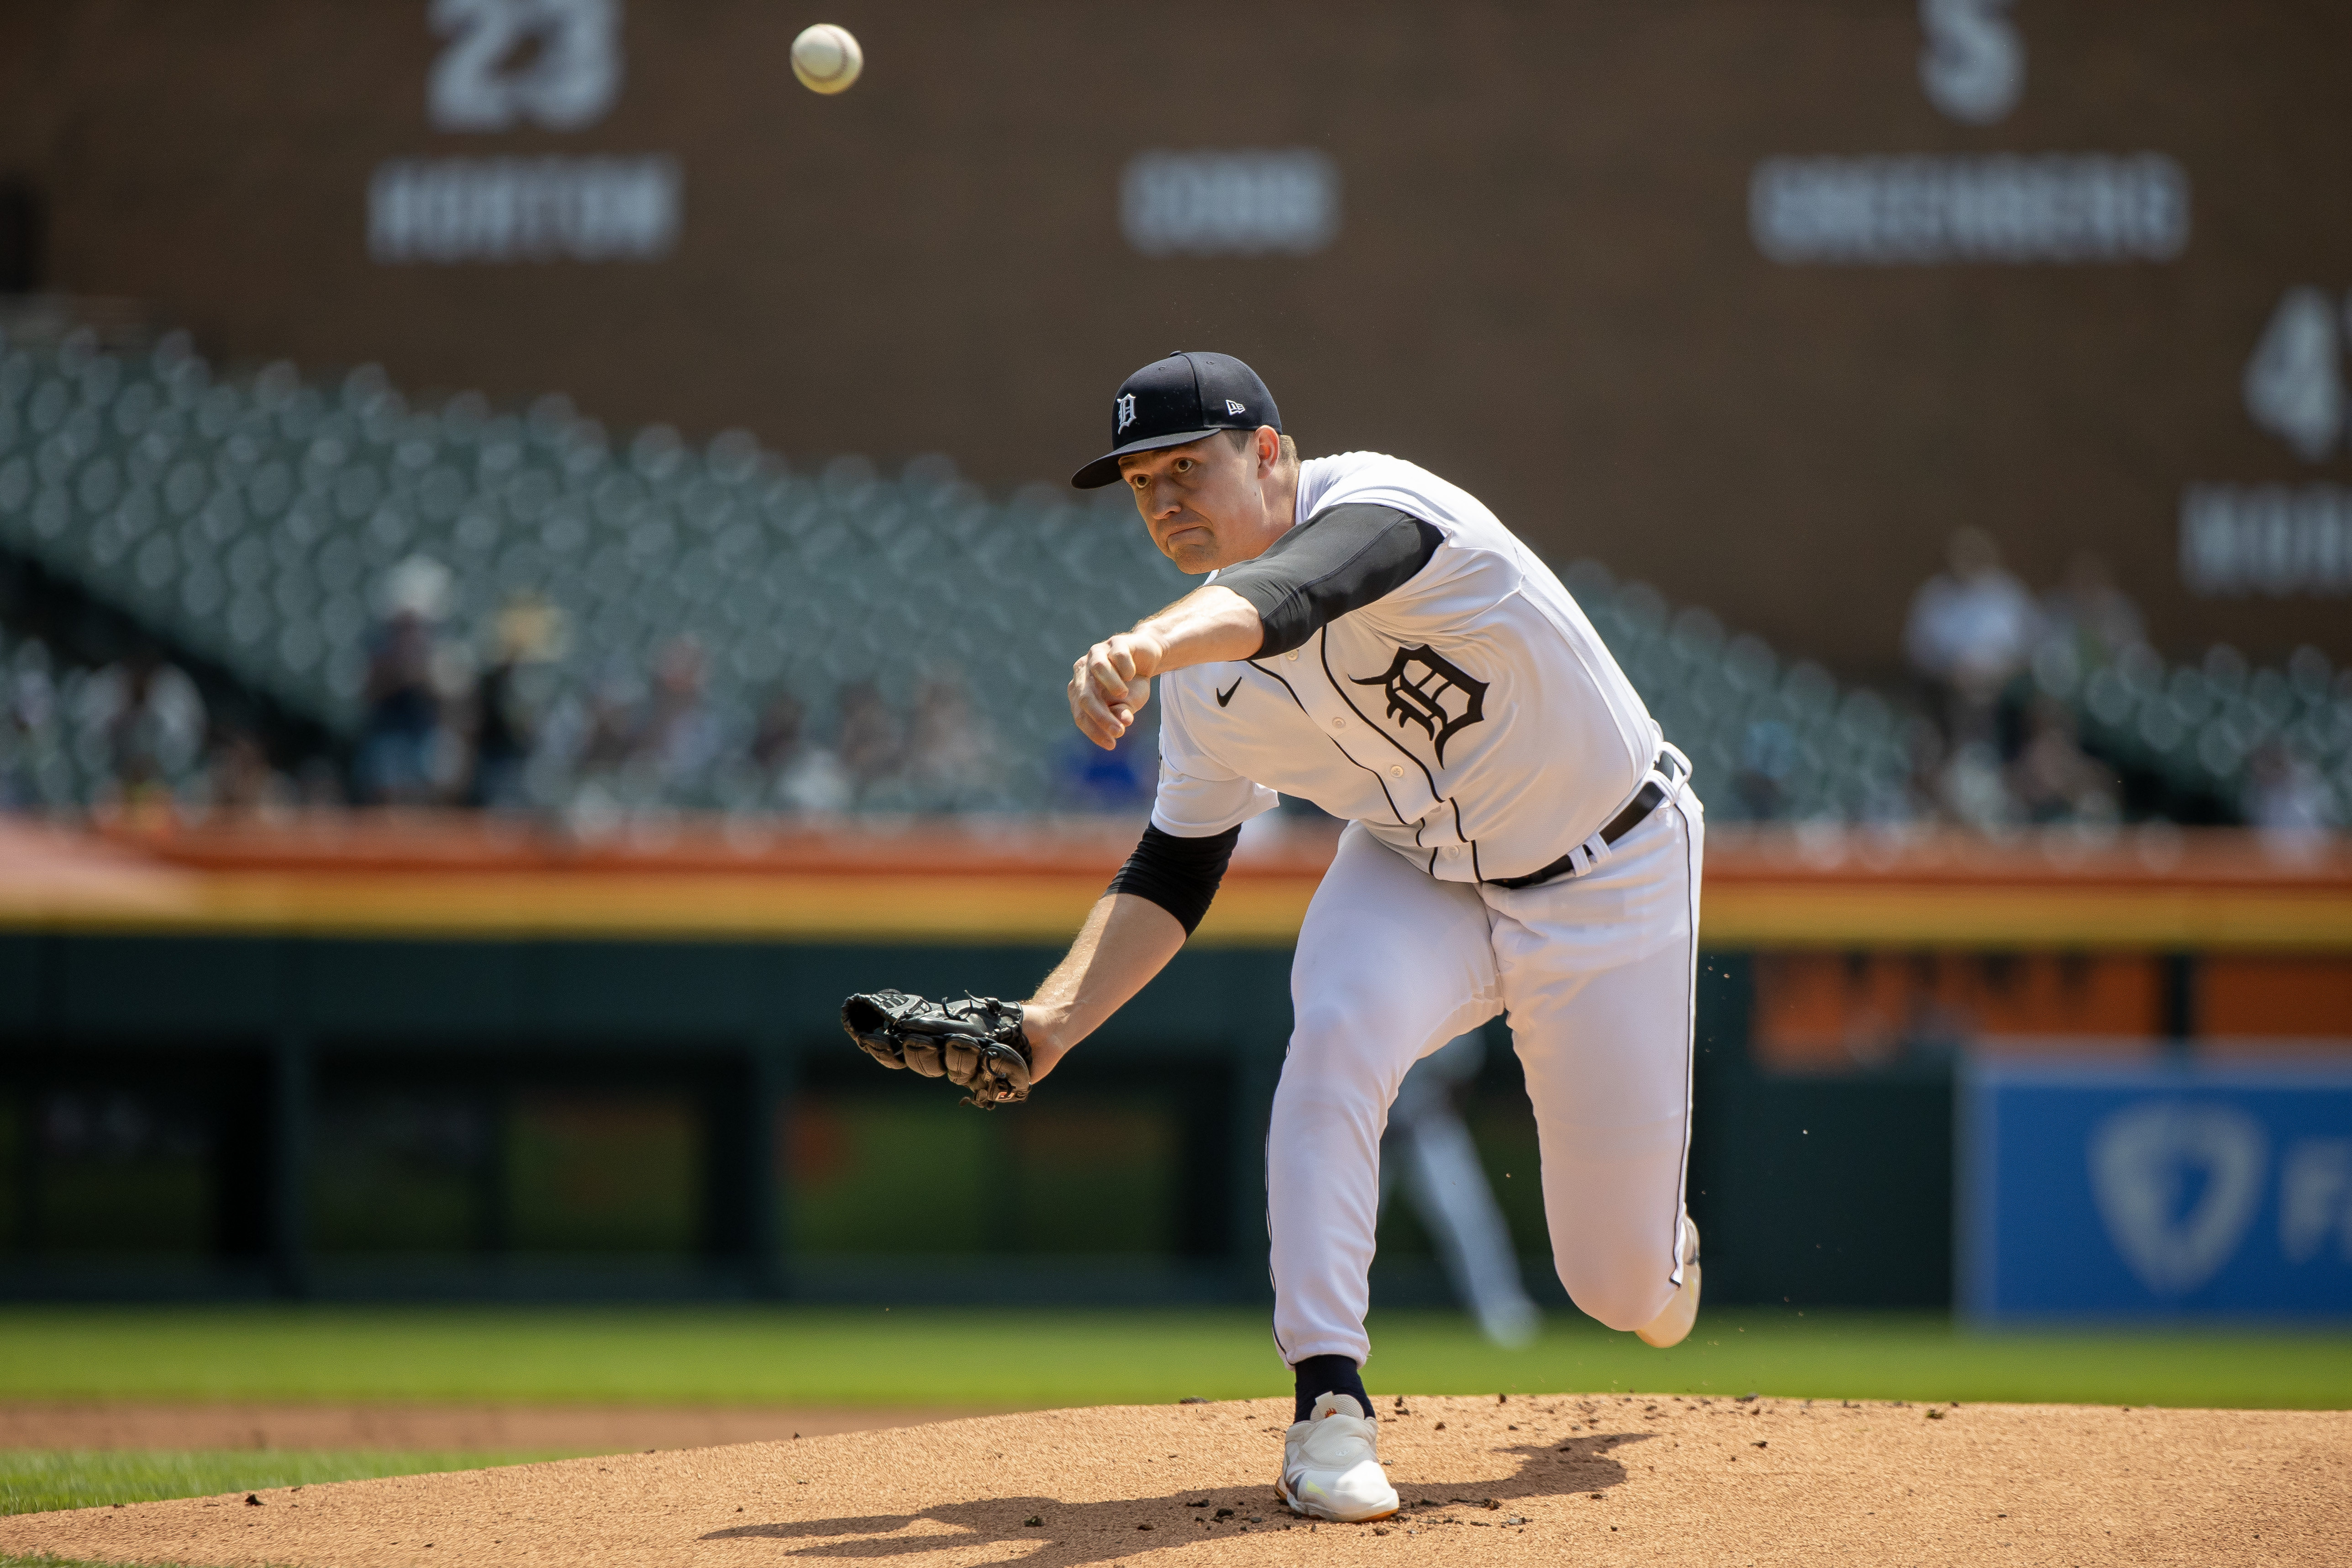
[0,1305,2347,1411]
[0,1448,557,1518]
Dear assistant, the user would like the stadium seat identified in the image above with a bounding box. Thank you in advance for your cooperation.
[0,319,2344,824]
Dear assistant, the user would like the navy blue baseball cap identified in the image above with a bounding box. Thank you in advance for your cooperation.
[1070,351,1281,489]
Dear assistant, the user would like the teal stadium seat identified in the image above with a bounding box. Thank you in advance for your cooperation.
[1,319,2346,822]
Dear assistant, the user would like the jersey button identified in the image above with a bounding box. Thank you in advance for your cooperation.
[1285,651,1299,661]
[1332,717,1347,729]
[1389,765,1403,777]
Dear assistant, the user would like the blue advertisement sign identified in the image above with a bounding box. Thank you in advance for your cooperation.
[1961,1059,2352,1321]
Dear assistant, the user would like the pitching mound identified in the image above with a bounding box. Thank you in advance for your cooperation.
[2,1394,2344,1566]
[0,1403,978,1452]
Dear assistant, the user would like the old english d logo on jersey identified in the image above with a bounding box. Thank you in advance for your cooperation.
[1353,645,1487,765]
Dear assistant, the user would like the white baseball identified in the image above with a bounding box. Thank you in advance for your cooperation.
[791,24,863,95]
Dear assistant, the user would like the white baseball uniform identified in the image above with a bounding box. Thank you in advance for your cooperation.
[1151,450,1704,1366]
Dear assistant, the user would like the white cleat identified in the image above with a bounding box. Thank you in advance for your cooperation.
[1636,1215,1701,1348]
[1278,1392,1401,1523]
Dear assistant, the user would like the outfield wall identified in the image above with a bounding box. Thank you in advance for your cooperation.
[1,819,2345,1308]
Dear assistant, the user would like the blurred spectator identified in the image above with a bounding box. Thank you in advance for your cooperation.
[836,680,905,800]
[1899,714,1948,822]
[575,670,642,776]
[2006,698,2119,824]
[2038,552,2146,675]
[750,689,853,812]
[1731,716,1799,820]
[465,599,556,811]
[906,669,999,803]
[1380,1030,1540,1347]
[0,638,59,809]
[2245,739,2334,843]
[749,690,806,774]
[353,609,442,805]
[81,652,205,809]
[354,555,456,805]
[1936,739,2015,830]
[206,730,295,817]
[1904,527,2039,744]
[1056,722,1154,812]
[641,636,722,796]
[293,756,343,808]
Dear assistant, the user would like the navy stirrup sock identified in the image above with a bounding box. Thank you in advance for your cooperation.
[1292,1353,1372,1424]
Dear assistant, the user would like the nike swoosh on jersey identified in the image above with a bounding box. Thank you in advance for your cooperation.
[1215,678,1244,707]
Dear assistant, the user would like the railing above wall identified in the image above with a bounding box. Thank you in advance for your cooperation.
[2,814,2347,952]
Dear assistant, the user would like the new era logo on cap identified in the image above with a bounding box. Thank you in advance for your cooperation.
[1071,351,1282,489]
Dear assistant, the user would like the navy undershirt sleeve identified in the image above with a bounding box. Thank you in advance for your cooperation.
[1106,823,1242,937]
[1214,503,1444,658]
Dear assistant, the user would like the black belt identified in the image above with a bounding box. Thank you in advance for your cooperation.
[1486,752,1682,890]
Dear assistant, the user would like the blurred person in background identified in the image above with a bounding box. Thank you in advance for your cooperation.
[2006,697,2119,825]
[2245,738,2335,845]
[1730,716,1799,820]
[2037,551,2146,676]
[1379,1030,1541,1348]
[835,679,904,801]
[640,636,721,798]
[906,668,999,804]
[465,597,557,811]
[1903,526,2039,747]
[84,651,205,812]
[749,689,806,778]
[749,688,853,813]
[1936,737,2017,830]
[295,754,346,809]
[205,730,294,817]
[354,607,441,805]
[354,558,455,806]
[1899,714,1952,823]
[575,668,642,780]
[1055,721,1155,813]
[0,637,60,810]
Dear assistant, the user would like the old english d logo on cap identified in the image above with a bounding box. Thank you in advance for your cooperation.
[1071,351,1281,489]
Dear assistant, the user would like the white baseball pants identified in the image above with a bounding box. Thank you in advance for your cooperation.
[1267,792,1703,1368]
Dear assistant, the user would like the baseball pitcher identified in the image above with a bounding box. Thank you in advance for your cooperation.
[843,351,1703,1523]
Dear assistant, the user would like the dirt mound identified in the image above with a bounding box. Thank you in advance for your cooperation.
[2,1393,2344,1566]
[0,1403,979,1453]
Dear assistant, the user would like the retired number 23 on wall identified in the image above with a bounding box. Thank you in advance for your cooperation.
[372,0,679,265]
[429,0,621,132]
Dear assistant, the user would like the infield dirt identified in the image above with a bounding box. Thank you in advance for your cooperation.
[0,1404,973,1452]
[2,1393,2344,1567]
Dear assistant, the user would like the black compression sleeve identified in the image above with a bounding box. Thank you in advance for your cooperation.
[1214,503,1444,657]
[1106,823,1242,937]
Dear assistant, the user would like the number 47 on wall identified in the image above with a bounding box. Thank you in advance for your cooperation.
[2244,287,2352,464]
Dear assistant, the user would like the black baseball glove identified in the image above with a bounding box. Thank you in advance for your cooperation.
[840,989,1033,1109]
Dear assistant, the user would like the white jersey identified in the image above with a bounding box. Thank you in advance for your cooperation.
[1151,451,1662,884]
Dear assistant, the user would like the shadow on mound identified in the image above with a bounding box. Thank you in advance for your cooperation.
[705,1433,1649,1565]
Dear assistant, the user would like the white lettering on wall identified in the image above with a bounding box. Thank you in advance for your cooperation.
[2280,1140,2352,1264]
[2180,484,2352,596]
[1920,0,2024,124]
[1121,150,1341,258]
[369,156,679,263]
[1750,153,2189,265]
[429,0,623,132]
